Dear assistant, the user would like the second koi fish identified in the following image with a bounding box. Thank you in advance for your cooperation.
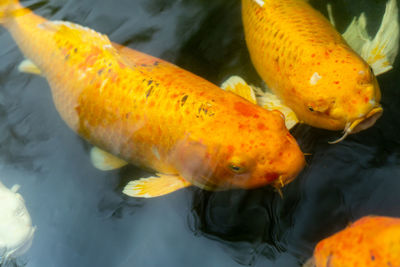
[242,0,399,142]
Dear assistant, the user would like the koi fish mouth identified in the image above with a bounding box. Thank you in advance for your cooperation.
[329,106,383,144]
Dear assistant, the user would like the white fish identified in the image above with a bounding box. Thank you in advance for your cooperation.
[0,181,35,264]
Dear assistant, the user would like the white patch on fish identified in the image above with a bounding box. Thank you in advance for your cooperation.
[253,0,265,7]
[310,72,322,85]
[359,70,365,75]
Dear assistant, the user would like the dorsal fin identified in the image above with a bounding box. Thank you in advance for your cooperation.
[38,20,114,50]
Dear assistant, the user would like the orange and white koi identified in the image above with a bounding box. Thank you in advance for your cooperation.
[0,0,305,197]
[242,0,398,142]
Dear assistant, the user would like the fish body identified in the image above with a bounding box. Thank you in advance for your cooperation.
[305,216,400,267]
[0,0,305,194]
[242,0,382,134]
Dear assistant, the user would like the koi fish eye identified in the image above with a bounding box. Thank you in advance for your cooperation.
[229,164,245,173]
[308,106,314,112]
[228,156,248,174]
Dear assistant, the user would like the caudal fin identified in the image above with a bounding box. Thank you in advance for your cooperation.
[0,0,19,24]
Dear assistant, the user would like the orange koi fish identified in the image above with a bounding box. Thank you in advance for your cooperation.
[304,216,400,267]
[0,0,305,197]
[242,0,398,142]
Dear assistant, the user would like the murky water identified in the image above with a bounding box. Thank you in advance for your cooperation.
[0,0,399,266]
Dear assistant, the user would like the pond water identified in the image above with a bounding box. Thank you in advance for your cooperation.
[0,0,399,266]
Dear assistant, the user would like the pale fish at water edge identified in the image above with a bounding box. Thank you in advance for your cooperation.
[0,181,35,264]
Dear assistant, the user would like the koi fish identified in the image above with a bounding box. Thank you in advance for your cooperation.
[0,181,35,263]
[242,0,399,142]
[0,0,305,197]
[304,216,400,267]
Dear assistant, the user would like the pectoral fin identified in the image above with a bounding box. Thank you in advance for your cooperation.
[255,88,299,130]
[302,257,316,267]
[123,173,191,198]
[18,59,42,75]
[90,147,128,171]
[341,0,399,75]
[221,76,257,104]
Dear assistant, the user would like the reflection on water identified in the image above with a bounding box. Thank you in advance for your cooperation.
[0,0,399,266]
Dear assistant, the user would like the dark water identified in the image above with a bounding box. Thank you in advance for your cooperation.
[0,0,399,266]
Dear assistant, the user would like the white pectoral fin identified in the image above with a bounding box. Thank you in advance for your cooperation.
[90,147,128,171]
[18,59,42,75]
[255,89,299,130]
[342,0,399,76]
[221,75,257,104]
[122,173,191,198]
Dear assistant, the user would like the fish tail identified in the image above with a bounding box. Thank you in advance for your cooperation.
[0,0,19,24]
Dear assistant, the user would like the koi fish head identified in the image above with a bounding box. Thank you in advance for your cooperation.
[171,105,305,190]
[296,47,382,140]
[329,70,383,143]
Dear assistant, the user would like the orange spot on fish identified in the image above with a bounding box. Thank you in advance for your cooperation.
[234,102,257,117]
[118,61,126,68]
[334,81,340,84]
[311,54,315,58]
[257,122,266,130]
[264,173,279,182]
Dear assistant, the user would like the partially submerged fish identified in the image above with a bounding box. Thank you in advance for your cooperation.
[0,181,35,264]
[242,0,399,142]
[304,216,400,267]
[0,0,305,197]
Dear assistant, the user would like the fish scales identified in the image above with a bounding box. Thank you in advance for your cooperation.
[0,0,305,191]
[243,0,382,131]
